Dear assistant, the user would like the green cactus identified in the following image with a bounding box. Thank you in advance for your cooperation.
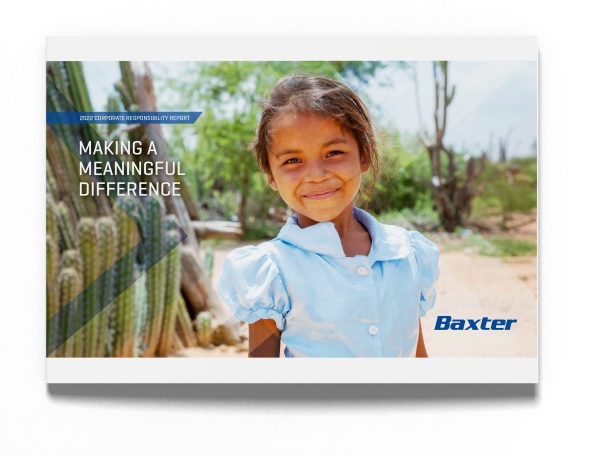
[46,235,60,286]
[203,246,214,280]
[114,81,134,112]
[46,235,60,356]
[48,61,73,106]
[46,160,59,202]
[96,217,117,357]
[112,196,141,357]
[134,264,148,358]
[77,218,100,357]
[118,62,139,107]
[106,93,120,135]
[57,268,82,357]
[64,62,94,115]
[46,197,59,242]
[56,201,76,250]
[165,215,179,232]
[64,61,96,141]
[57,136,97,218]
[63,62,84,114]
[61,249,83,278]
[46,132,77,216]
[142,195,167,357]
[197,311,213,348]
[157,230,181,357]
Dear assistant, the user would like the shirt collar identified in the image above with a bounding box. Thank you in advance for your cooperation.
[276,206,412,261]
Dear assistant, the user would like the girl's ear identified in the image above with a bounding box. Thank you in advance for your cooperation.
[267,173,278,191]
[360,149,371,173]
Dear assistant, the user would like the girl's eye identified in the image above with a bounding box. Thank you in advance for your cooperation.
[284,158,301,165]
[327,150,344,157]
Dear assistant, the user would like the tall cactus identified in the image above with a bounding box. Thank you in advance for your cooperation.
[96,217,117,357]
[77,218,100,357]
[143,195,167,357]
[46,197,59,242]
[134,264,148,358]
[117,62,139,110]
[46,235,60,357]
[57,135,97,219]
[157,230,181,357]
[112,196,141,357]
[46,128,77,218]
[46,160,59,202]
[48,61,73,106]
[46,235,60,303]
[106,93,120,135]
[64,62,94,117]
[56,201,76,250]
[57,268,82,357]
[59,249,84,356]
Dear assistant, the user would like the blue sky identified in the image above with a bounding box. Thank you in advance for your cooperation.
[83,60,537,160]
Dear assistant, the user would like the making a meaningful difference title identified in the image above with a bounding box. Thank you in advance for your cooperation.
[79,141,183,197]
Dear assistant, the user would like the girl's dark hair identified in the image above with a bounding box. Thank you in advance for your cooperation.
[248,72,382,208]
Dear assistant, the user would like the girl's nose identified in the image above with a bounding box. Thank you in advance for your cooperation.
[304,160,333,183]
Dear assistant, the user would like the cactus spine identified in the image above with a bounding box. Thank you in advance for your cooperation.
[57,268,82,357]
[77,218,100,357]
[46,235,60,356]
[96,217,117,357]
[157,230,181,357]
[143,196,167,357]
[112,196,140,357]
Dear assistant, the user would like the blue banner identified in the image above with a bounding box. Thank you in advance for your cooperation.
[46,111,202,124]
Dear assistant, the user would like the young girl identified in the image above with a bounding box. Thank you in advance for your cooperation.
[217,72,440,358]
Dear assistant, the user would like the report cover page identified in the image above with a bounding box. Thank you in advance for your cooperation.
[45,37,538,383]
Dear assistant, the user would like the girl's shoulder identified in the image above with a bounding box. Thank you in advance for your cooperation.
[217,240,290,331]
[222,238,284,265]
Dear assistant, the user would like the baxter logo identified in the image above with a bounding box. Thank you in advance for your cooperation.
[434,316,517,331]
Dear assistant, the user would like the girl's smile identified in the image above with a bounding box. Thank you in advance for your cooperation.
[303,188,339,200]
[266,113,370,225]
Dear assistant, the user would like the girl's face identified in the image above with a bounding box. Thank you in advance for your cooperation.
[266,113,370,223]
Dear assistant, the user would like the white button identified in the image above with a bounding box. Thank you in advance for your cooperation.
[357,266,368,276]
[369,325,379,335]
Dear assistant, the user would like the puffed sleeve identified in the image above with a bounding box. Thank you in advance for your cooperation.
[409,231,440,318]
[216,245,290,331]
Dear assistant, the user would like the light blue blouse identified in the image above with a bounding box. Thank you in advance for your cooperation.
[216,206,440,358]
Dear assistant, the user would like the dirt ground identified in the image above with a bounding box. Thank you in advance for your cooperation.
[183,222,537,358]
